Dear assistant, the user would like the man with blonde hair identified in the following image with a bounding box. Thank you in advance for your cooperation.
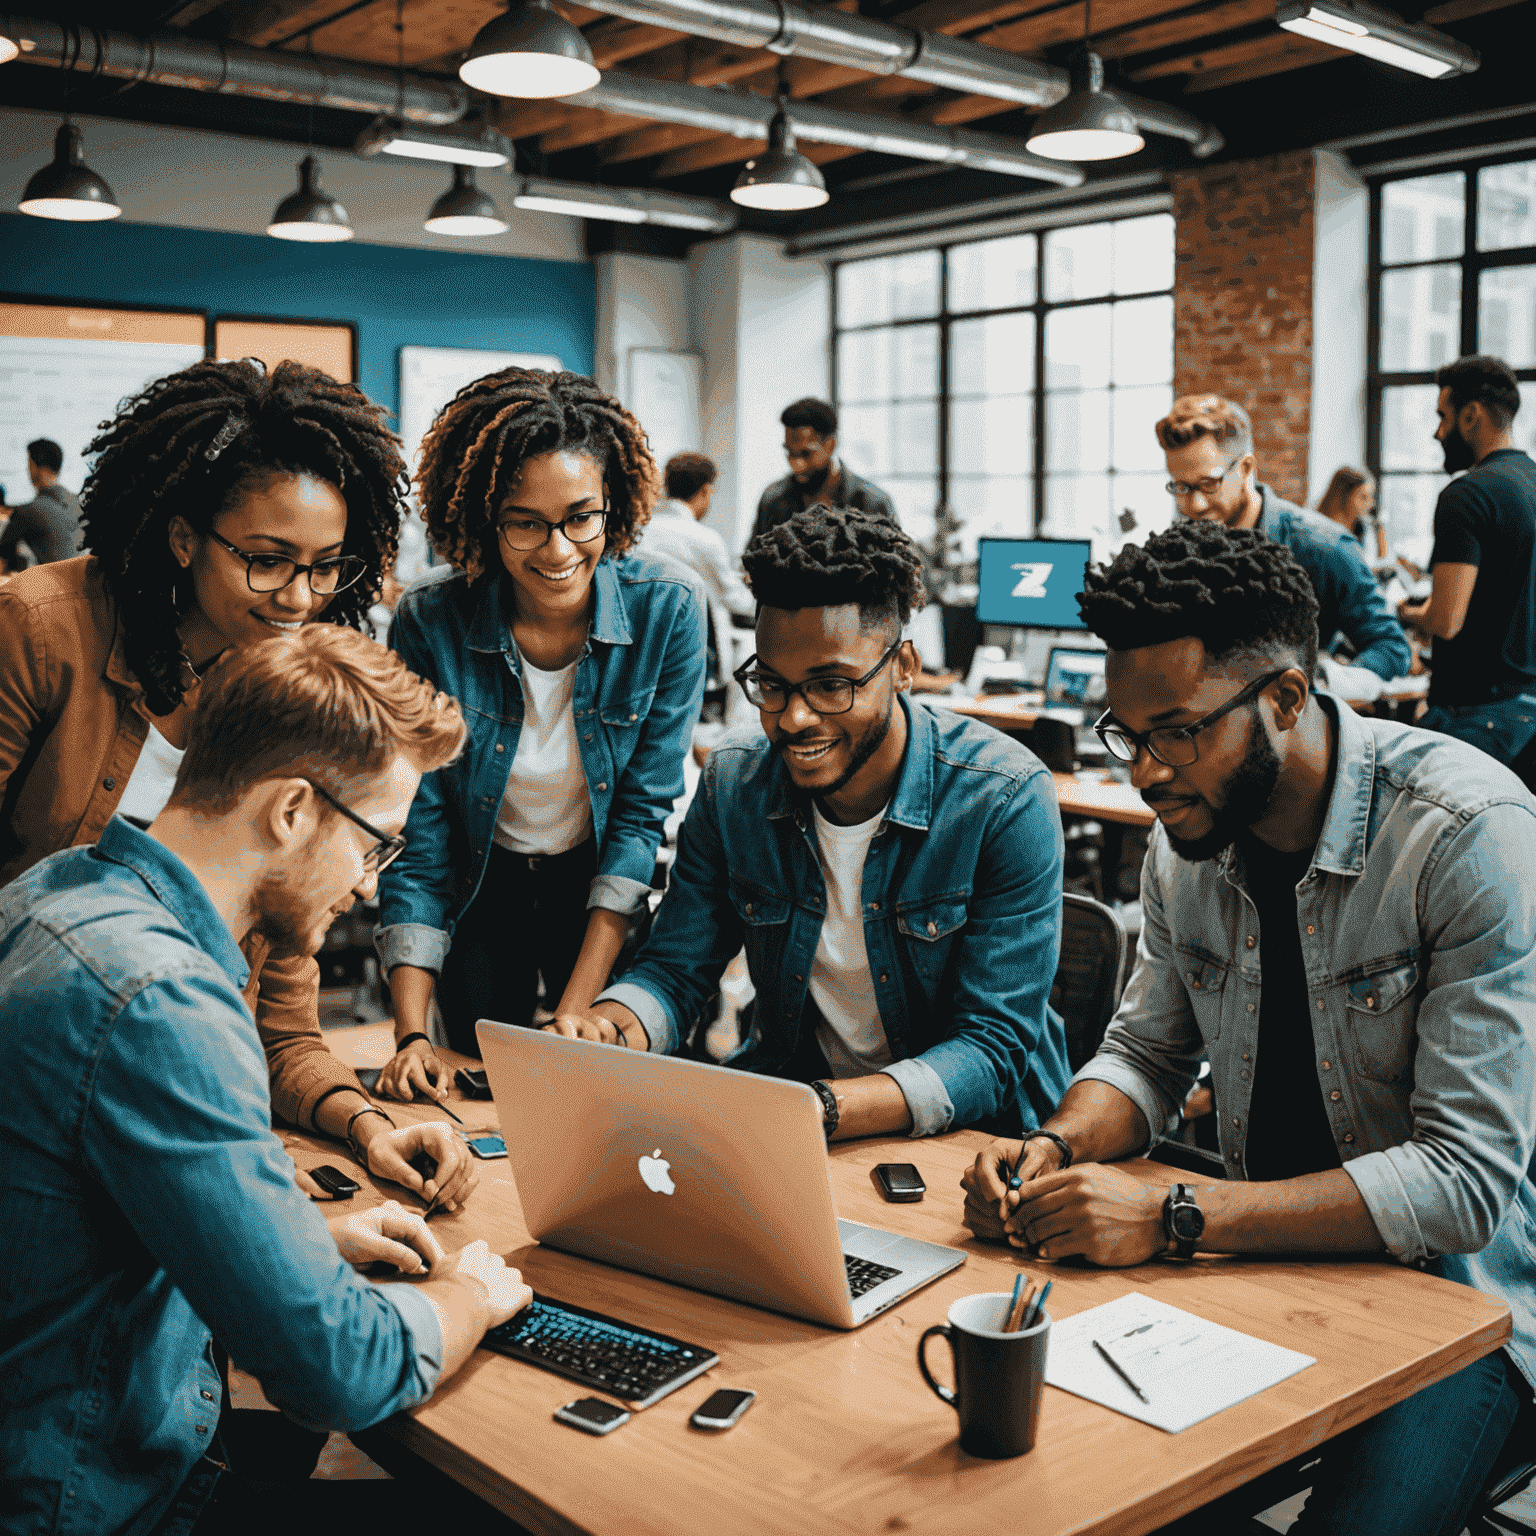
[1156,395,1410,682]
[1,626,532,1534]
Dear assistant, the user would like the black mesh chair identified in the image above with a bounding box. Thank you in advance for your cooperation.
[1050,891,1131,1073]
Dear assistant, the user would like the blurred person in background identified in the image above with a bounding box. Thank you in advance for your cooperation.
[753,397,898,543]
[0,438,81,569]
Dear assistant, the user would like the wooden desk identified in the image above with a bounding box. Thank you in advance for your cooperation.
[940,691,1046,733]
[299,1025,1509,1536]
[1053,771,1156,829]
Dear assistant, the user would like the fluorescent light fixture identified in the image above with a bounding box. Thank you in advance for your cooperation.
[355,116,511,168]
[268,155,354,242]
[19,123,122,221]
[424,165,509,235]
[1276,0,1479,78]
[515,191,647,223]
[1026,53,1144,162]
[731,110,829,212]
[514,177,736,232]
[460,0,600,99]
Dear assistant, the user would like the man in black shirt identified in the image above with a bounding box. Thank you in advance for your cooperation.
[0,438,82,569]
[1401,355,1536,766]
[752,397,898,543]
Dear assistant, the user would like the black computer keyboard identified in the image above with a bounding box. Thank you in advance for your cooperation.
[844,1254,902,1298]
[481,1293,718,1408]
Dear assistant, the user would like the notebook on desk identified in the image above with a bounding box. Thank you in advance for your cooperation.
[476,1021,966,1329]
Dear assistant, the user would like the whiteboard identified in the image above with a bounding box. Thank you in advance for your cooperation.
[0,335,207,501]
[627,348,702,472]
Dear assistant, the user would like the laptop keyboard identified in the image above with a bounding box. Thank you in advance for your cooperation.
[845,1254,903,1298]
[481,1293,718,1407]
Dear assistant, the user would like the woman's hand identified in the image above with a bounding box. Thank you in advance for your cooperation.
[328,1200,445,1274]
[376,1036,449,1104]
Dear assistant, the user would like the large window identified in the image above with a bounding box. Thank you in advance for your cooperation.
[832,213,1176,562]
[1369,154,1536,567]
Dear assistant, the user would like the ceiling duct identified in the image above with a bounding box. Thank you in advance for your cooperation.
[573,69,1085,184]
[1115,91,1224,158]
[1,13,467,123]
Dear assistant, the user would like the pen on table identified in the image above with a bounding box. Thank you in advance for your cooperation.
[1025,1278,1051,1329]
[416,1090,466,1126]
[1093,1337,1151,1403]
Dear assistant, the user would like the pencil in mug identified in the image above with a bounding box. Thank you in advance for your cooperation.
[1025,1279,1052,1329]
[1006,1281,1035,1333]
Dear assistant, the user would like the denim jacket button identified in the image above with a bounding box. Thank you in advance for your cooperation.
[1320,1059,1331,1071]
[1247,1004,1256,1013]
[1245,935,1256,948]
[585,734,593,742]
[104,777,115,791]
[597,782,608,792]
[1316,998,1325,1009]
[630,713,638,721]
[879,973,888,983]
[794,973,803,982]
[870,901,880,911]
[744,902,753,915]
[1344,1132,1355,1143]
[201,1389,214,1401]
[1365,996,1376,1008]
[1330,1090,1342,1101]
[926,921,937,936]
[495,743,504,752]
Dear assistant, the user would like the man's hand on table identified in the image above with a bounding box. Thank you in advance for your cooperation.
[961,1135,1065,1242]
[542,1004,649,1050]
[362,1122,478,1213]
[375,1036,450,1105]
[329,1200,444,1274]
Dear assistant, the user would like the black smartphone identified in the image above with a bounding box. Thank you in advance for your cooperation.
[873,1162,926,1202]
[553,1398,630,1436]
[689,1388,756,1431]
[465,1133,508,1160]
[309,1164,361,1199]
[455,1067,492,1100]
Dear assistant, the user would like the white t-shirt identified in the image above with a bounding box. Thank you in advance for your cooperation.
[493,657,593,856]
[115,725,185,825]
[809,801,895,1077]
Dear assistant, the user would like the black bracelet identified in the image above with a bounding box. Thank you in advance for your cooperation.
[345,1105,394,1167]
[809,1079,840,1140]
[1025,1128,1074,1171]
[395,1032,432,1052]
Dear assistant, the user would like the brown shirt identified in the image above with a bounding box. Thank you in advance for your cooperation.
[0,556,366,1130]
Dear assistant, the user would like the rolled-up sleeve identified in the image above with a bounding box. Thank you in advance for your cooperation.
[882,1056,955,1138]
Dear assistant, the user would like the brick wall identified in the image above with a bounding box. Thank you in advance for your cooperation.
[1171,150,1315,505]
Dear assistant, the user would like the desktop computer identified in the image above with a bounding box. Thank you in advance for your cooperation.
[975,537,1093,632]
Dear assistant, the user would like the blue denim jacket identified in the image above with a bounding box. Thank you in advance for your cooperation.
[602,696,1072,1134]
[1258,485,1413,681]
[376,553,706,976]
[1077,696,1536,1393]
[0,819,441,1536]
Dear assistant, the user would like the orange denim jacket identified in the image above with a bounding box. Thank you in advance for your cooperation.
[0,556,366,1130]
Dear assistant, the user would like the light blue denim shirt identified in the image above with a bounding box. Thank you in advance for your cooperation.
[1076,695,1536,1392]
[601,696,1072,1135]
[376,552,706,977]
[0,819,442,1536]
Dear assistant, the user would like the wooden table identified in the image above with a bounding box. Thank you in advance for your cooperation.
[305,1026,1509,1536]
[1053,771,1156,829]
[941,691,1048,734]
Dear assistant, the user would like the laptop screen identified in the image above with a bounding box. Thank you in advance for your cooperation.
[1044,647,1107,708]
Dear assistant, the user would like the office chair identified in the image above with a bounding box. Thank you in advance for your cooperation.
[1050,892,1131,1073]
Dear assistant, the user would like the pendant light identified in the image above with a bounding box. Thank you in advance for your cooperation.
[1,28,20,65]
[459,0,600,99]
[1026,0,1143,162]
[731,102,828,212]
[268,154,354,241]
[425,165,509,235]
[19,122,122,221]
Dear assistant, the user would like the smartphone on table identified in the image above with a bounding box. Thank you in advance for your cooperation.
[873,1163,926,1202]
[689,1388,756,1431]
[554,1398,630,1435]
[465,1133,508,1160]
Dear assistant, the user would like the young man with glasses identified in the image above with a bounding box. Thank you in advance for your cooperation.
[961,520,1535,1536]
[545,506,1071,1143]
[1157,395,1411,683]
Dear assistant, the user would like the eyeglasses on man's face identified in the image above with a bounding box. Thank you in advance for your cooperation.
[207,529,367,596]
[496,504,609,552]
[304,779,407,875]
[1094,669,1288,768]
[735,640,903,716]
[1165,457,1243,500]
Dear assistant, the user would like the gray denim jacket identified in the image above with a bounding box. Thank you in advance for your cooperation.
[1076,695,1536,1392]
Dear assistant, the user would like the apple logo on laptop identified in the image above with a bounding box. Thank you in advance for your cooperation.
[638,1149,675,1196]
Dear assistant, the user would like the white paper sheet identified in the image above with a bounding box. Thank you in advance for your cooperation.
[1044,1290,1315,1433]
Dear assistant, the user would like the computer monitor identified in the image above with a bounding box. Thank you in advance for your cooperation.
[975,538,1092,631]
[1044,646,1107,709]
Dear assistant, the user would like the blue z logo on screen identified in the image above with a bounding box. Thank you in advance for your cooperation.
[976,539,1092,631]
[1011,562,1053,599]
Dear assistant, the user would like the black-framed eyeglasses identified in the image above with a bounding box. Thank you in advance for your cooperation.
[304,779,407,875]
[207,529,368,596]
[734,640,904,716]
[1165,457,1243,500]
[1094,669,1288,768]
[495,503,609,552]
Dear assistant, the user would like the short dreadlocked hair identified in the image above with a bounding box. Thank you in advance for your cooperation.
[79,358,407,717]
[416,368,660,579]
[741,505,926,638]
[1078,520,1320,679]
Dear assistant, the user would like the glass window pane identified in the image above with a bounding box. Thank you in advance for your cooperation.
[1377,474,1444,570]
[1113,385,1173,471]
[1113,214,1175,295]
[837,324,938,405]
[1380,173,1464,265]
[1046,390,1111,472]
[1479,265,1536,367]
[841,403,894,476]
[1044,305,1112,389]
[1112,296,1174,386]
[949,477,1033,546]
[1380,384,1445,472]
[1044,221,1113,302]
[1477,159,1536,252]
[1519,382,1536,458]
[952,396,1033,476]
[1044,474,1111,545]
[835,249,940,328]
[948,233,1037,313]
[878,477,938,544]
[1379,265,1461,372]
[951,313,1034,398]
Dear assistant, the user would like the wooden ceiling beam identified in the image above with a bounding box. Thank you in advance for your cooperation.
[537,108,657,149]
[1179,32,1345,87]
[584,16,689,67]
[652,132,862,176]
[1096,0,1276,58]
[1127,26,1340,79]
[886,0,1067,37]
[598,122,723,161]
[489,100,582,139]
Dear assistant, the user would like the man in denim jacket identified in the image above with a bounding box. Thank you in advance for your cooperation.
[546,507,1071,1140]
[962,520,1534,1535]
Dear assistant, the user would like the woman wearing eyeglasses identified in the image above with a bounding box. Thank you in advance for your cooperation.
[0,358,476,1214]
[372,368,706,1100]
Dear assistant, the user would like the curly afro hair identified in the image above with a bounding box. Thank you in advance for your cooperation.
[741,504,926,637]
[79,357,408,717]
[415,368,660,580]
[1078,520,1321,678]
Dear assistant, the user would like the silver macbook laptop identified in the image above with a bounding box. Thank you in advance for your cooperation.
[476,1021,966,1329]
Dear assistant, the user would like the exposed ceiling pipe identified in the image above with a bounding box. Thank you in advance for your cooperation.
[1,13,468,123]
[1115,90,1224,158]
[572,69,1085,184]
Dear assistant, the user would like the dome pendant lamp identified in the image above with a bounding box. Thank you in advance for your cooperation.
[731,105,828,212]
[424,165,509,235]
[19,123,122,221]
[1026,0,1143,162]
[268,154,354,241]
[459,0,600,99]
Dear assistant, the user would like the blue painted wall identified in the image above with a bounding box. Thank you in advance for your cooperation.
[0,212,595,421]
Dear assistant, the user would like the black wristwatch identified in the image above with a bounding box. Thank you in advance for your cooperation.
[1163,1183,1205,1260]
[809,1079,840,1141]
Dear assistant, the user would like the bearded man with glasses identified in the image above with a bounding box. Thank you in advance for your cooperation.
[544,505,1072,1146]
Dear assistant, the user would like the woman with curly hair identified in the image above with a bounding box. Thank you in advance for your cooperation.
[372,368,706,1097]
[0,357,473,1209]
